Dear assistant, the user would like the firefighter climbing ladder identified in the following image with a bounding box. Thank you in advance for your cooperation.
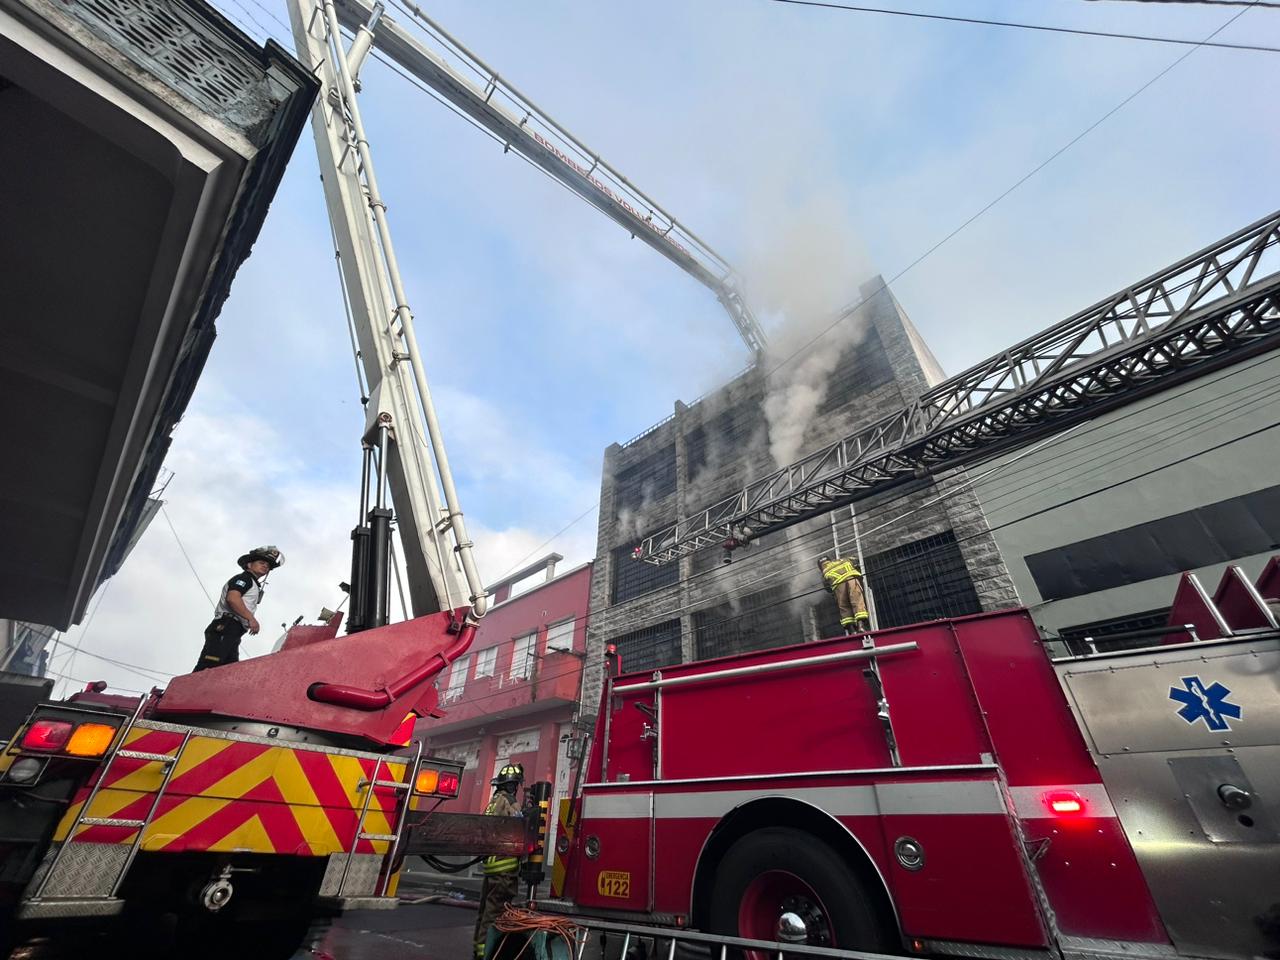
[637,209,1280,564]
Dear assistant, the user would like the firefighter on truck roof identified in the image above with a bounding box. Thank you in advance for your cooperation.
[819,554,870,635]
[193,545,284,672]
[474,762,524,959]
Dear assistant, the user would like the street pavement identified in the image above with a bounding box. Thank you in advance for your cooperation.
[307,899,479,960]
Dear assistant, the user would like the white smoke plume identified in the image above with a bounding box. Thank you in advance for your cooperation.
[735,164,874,469]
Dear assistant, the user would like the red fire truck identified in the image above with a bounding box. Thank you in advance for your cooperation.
[544,559,1280,960]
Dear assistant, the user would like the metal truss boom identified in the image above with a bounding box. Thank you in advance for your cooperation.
[637,210,1280,564]
[327,0,767,356]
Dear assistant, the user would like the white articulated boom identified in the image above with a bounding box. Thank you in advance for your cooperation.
[285,0,486,623]
[322,0,767,357]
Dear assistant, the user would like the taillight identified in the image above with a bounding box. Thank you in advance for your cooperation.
[414,769,439,794]
[437,771,460,797]
[66,723,116,757]
[21,720,73,752]
[1045,790,1085,816]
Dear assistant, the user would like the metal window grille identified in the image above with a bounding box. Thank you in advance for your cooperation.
[611,541,678,604]
[612,620,682,674]
[613,445,677,519]
[693,585,805,661]
[864,530,981,628]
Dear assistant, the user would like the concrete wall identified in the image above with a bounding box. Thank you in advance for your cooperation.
[972,350,1280,640]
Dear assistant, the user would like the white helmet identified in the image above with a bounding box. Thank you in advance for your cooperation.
[239,545,285,570]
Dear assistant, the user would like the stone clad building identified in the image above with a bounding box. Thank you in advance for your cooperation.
[582,278,1018,701]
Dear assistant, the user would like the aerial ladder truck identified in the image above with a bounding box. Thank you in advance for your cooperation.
[2,0,1280,958]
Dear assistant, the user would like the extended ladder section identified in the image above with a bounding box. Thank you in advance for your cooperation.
[637,210,1280,564]
[323,0,766,357]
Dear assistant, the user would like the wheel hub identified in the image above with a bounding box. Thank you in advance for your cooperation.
[778,895,829,946]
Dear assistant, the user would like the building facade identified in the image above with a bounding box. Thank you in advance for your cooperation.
[418,556,593,858]
[583,278,1018,707]
[971,350,1280,651]
[0,620,56,677]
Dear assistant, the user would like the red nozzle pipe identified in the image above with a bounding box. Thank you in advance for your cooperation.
[308,623,477,711]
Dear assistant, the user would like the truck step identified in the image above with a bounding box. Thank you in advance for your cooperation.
[115,750,176,763]
[80,817,146,828]
[358,832,398,842]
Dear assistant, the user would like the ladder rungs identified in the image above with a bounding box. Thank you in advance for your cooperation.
[359,832,397,842]
[116,750,176,763]
[371,779,410,790]
[80,817,146,828]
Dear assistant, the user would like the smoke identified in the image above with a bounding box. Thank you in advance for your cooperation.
[749,196,874,468]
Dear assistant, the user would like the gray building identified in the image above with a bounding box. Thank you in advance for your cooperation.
[971,351,1280,651]
[0,620,57,677]
[582,278,1018,700]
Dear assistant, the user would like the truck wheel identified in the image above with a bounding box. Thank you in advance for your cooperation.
[707,828,889,958]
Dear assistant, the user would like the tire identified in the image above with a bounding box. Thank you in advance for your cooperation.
[707,828,890,957]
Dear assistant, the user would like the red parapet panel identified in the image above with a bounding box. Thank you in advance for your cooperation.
[153,608,472,747]
[280,611,344,651]
[1213,564,1278,632]
[1256,555,1280,602]
[1167,572,1229,641]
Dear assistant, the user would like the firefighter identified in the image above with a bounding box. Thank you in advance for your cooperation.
[819,555,870,635]
[474,762,524,959]
[193,545,284,672]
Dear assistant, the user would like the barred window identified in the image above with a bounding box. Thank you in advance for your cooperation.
[693,585,803,661]
[613,445,676,519]
[613,620,682,674]
[861,530,981,629]
[611,541,679,604]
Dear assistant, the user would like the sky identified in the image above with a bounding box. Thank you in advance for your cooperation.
[49,0,1280,695]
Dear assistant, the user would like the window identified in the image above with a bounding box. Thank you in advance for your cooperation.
[510,633,536,680]
[613,445,677,519]
[693,585,801,661]
[474,647,497,678]
[611,539,678,603]
[445,654,470,700]
[861,530,981,629]
[545,619,575,653]
[612,620,682,674]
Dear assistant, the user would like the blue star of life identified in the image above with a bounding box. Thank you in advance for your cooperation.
[1169,676,1242,732]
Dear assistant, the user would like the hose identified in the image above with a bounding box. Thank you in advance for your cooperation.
[421,854,483,873]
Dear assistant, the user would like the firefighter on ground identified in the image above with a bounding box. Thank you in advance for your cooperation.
[474,762,524,959]
[193,545,284,672]
[819,555,870,634]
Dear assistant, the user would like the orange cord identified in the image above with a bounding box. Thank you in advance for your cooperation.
[493,905,580,960]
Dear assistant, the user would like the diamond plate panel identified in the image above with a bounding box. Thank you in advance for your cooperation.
[320,853,383,896]
[40,842,130,897]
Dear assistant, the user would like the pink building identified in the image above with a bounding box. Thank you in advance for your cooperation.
[417,555,592,838]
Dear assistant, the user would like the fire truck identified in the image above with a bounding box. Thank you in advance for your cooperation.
[540,558,1280,960]
[3,0,1279,957]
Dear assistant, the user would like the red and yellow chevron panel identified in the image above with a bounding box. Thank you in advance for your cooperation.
[550,797,574,898]
[54,723,409,857]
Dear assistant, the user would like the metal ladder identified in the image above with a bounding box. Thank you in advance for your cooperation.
[31,697,193,902]
[511,913,900,960]
[338,739,424,897]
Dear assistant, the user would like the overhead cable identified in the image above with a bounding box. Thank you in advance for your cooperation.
[767,0,1278,53]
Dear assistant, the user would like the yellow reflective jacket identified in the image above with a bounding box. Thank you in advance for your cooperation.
[482,790,521,875]
[821,557,861,587]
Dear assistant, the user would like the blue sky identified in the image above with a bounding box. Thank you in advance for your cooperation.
[51,0,1280,694]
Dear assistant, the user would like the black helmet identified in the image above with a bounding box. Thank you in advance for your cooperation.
[491,762,524,787]
[238,545,285,570]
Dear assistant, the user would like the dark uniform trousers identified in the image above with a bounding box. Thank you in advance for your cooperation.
[473,871,519,958]
[194,616,246,672]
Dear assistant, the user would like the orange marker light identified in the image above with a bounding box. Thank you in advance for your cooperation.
[1045,790,1085,816]
[66,723,116,757]
[414,769,440,794]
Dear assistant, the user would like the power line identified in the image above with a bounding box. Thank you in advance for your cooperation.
[1086,0,1280,9]
[161,504,215,607]
[767,0,1278,52]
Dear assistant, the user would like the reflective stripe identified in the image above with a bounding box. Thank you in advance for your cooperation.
[1008,783,1117,819]
[585,780,1006,820]
[483,856,519,874]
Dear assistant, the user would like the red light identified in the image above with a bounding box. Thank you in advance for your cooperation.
[22,720,73,752]
[1045,790,1085,816]
[437,771,460,796]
